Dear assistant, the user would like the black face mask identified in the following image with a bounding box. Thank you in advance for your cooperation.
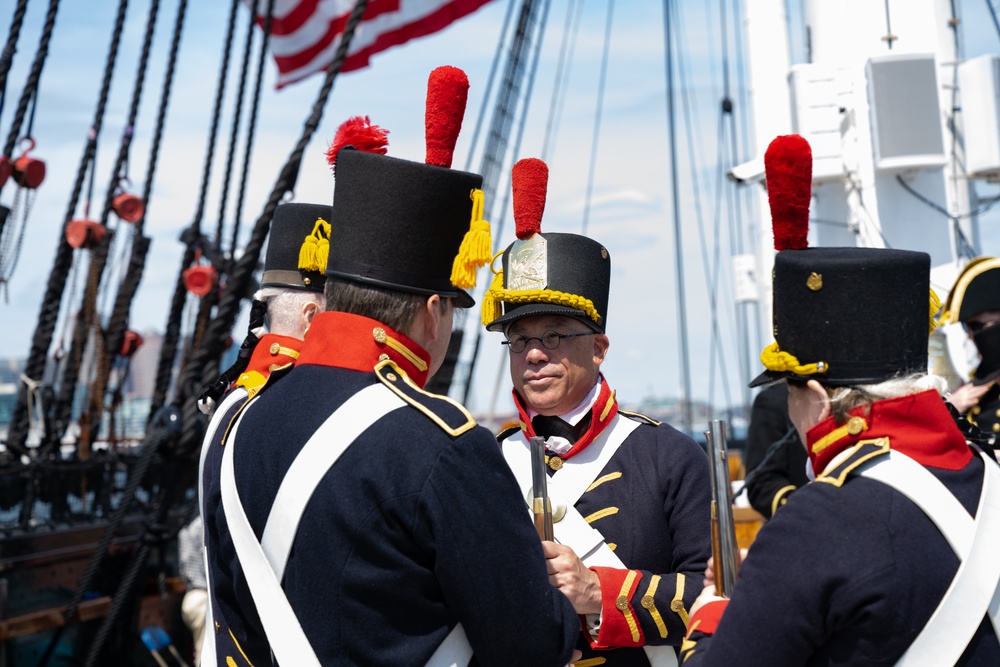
[972,321,1000,385]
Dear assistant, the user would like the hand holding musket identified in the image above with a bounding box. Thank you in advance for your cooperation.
[530,436,554,541]
[705,419,740,596]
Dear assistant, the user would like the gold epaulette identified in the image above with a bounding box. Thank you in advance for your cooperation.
[375,360,476,437]
[619,409,661,426]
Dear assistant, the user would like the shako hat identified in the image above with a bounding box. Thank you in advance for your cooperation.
[260,202,333,293]
[324,67,491,308]
[940,256,1000,325]
[482,158,611,332]
[750,134,937,388]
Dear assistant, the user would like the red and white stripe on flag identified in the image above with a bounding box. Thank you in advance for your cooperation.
[247,0,495,89]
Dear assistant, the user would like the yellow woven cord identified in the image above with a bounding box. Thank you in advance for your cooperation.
[450,189,492,289]
[484,287,602,325]
[298,218,332,273]
[928,287,942,333]
[759,341,827,376]
[480,257,506,326]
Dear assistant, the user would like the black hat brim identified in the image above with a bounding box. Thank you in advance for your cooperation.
[486,303,602,333]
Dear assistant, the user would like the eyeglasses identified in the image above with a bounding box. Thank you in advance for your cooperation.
[502,330,596,353]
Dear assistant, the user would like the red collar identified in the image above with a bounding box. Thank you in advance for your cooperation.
[234,333,303,390]
[296,311,431,388]
[806,389,972,474]
[514,375,619,460]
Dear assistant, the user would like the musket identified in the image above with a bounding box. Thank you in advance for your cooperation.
[529,436,555,541]
[705,419,740,596]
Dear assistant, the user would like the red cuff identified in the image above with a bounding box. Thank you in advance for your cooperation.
[589,566,645,649]
[685,599,728,638]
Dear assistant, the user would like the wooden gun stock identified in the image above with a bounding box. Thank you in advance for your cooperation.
[705,420,740,596]
[529,436,554,541]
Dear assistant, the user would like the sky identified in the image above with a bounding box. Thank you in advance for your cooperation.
[1,0,999,424]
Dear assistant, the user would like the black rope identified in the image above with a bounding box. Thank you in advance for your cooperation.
[214,0,258,248]
[229,0,275,255]
[9,0,130,454]
[1,0,58,163]
[459,0,552,406]
[50,0,137,447]
[462,0,517,172]
[150,0,241,417]
[541,0,583,163]
[174,0,371,457]
[70,0,162,451]
[36,424,172,667]
[0,0,30,124]
[104,0,189,409]
[988,0,1000,43]
[83,458,190,667]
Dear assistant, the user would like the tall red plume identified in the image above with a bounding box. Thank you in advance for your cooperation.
[512,158,548,240]
[425,66,469,168]
[764,134,812,251]
[326,116,389,173]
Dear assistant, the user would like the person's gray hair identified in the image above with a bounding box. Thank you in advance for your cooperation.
[254,287,323,336]
[324,279,427,332]
[826,373,949,424]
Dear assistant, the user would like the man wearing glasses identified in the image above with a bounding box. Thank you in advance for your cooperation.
[480,158,711,666]
[941,256,1000,450]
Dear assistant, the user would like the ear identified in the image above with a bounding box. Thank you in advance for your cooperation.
[592,333,610,367]
[422,294,444,344]
[805,379,831,425]
[302,297,321,324]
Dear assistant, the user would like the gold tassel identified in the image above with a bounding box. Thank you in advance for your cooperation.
[481,268,505,326]
[450,189,492,289]
[298,218,332,273]
[928,287,942,333]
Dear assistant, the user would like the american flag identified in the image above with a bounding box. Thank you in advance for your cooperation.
[248,0,496,89]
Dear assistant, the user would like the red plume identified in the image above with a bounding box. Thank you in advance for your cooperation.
[326,116,389,173]
[764,134,812,251]
[512,158,548,239]
[425,66,469,168]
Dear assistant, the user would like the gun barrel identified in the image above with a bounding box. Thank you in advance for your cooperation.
[705,419,739,596]
[529,436,554,541]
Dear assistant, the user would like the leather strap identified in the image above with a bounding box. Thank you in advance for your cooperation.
[857,450,1000,666]
[503,416,678,666]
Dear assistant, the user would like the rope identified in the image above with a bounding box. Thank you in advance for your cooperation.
[1,0,58,162]
[174,0,371,458]
[8,0,127,454]
[150,0,241,417]
[76,0,162,451]
[0,0,31,135]
[580,0,615,236]
[459,0,552,406]
[230,0,275,255]
[541,0,583,163]
[215,0,258,248]
[60,0,160,452]
[462,0,517,172]
[35,423,171,667]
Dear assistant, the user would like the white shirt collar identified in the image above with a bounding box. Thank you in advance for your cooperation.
[526,380,602,426]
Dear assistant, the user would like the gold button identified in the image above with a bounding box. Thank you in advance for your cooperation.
[303,277,311,285]
[215,621,220,633]
[269,363,281,372]
[386,372,397,381]
[972,406,982,415]
[846,416,865,435]
[670,599,685,613]
[993,423,999,433]
[601,247,608,259]
[640,595,655,609]
[269,342,280,355]
[379,353,390,361]
[373,327,387,344]
[816,361,827,372]
[806,272,823,291]
[548,456,564,471]
[615,595,629,611]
